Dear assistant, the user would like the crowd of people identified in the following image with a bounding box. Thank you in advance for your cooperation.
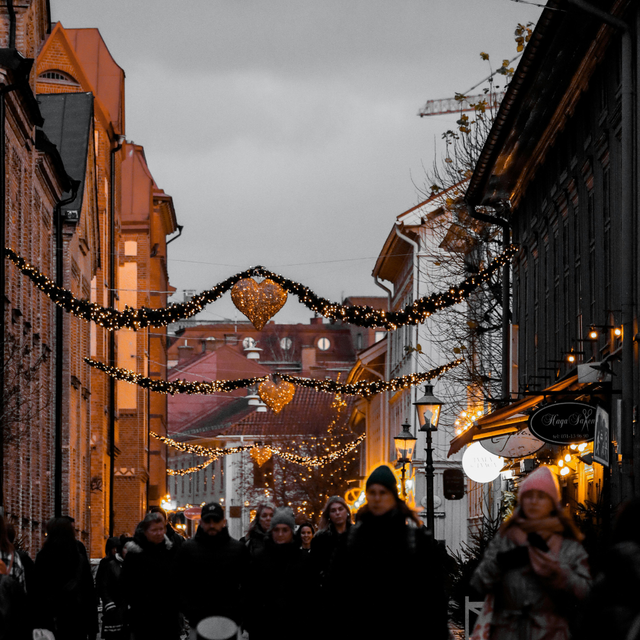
[2,464,640,640]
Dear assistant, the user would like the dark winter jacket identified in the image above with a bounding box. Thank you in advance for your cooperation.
[331,509,450,640]
[310,523,350,590]
[247,537,313,640]
[33,538,98,640]
[121,535,181,640]
[0,574,30,640]
[241,524,269,559]
[98,554,127,638]
[174,525,249,627]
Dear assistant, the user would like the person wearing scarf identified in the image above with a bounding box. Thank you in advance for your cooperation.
[471,465,591,640]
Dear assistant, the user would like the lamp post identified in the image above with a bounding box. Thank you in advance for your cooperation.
[414,384,444,533]
[394,421,417,499]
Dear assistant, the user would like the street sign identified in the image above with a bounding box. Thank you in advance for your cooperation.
[183,506,202,520]
[529,401,596,445]
[443,468,465,500]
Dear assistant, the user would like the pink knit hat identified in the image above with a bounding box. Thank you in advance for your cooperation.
[518,465,561,506]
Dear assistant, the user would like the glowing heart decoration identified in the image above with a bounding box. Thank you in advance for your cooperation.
[258,379,295,414]
[250,446,273,467]
[231,278,288,331]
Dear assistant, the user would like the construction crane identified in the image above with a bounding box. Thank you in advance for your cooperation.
[417,54,520,117]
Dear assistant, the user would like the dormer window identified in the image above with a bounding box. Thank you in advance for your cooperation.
[38,70,80,86]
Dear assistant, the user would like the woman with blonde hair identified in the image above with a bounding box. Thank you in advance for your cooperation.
[241,502,275,559]
[471,465,591,640]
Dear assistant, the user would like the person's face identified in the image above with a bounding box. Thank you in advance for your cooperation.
[200,518,226,536]
[300,526,313,547]
[144,521,166,545]
[272,524,293,544]
[259,508,274,530]
[520,490,555,520]
[366,484,397,516]
[329,503,348,526]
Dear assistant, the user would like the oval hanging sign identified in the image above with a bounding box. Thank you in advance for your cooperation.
[480,426,545,458]
[529,402,596,444]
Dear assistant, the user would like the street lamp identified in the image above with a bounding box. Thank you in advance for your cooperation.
[414,384,444,533]
[394,421,417,499]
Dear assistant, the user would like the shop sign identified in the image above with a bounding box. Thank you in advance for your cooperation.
[593,405,610,467]
[529,402,596,444]
[480,426,545,458]
[183,506,202,520]
[462,442,504,483]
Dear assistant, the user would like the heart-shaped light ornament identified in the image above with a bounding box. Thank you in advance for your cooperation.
[258,379,295,414]
[231,278,288,331]
[250,446,273,467]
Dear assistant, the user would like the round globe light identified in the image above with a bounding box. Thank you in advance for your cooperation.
[462,442,504,483]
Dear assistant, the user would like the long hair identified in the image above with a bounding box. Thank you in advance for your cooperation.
[500,502,583,541]
[0,515,13,555]
[318,496,353,531]
[247,502,276,535]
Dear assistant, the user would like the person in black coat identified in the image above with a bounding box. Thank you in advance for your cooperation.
[240,501,275,559]
[330,466,450,640]
[33,517,98,640]
[247,508,312,640]
[98,538,129,639]
[174,502,249,630]
[121,512,181,640]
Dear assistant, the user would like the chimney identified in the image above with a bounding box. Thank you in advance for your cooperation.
[310,317,323,325]
[301,345,316,376]
[177,344,194,364]
[204,337,217,352]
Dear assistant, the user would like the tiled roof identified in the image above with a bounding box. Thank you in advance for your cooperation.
[218,386,357,438]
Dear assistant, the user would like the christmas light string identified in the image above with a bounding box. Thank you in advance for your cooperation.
[6,245,517,330]
[155,432,366,475]
[85,357,463,397]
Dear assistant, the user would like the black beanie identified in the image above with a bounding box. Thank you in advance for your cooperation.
[366,465,398,497]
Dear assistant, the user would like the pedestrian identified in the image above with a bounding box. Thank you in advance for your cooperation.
[147,505,184,550]
[576,497,640,640]
[121,512,181,640]
[174,502,249,631]
[97,537,128,640]
[246,507,310,640]
[310,495,352,589]
[0,515,30,640]
[32,516,98,640]
[471,465,590,640]
[331,465,449,640]
[240,501,275,558]
[297,521,314,553]
[6,523,35,596]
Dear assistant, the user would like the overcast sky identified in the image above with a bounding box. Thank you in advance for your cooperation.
[52,0,542,324]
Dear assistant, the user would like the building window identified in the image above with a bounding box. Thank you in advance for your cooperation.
[242,337,256,349]
[317,337,331,351]
[280,337,292,350]
[38,70,80,86]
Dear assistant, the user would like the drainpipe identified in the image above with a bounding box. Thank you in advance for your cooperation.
[465,202,512,405]
[109,137,123,535]
[54,183,80,517]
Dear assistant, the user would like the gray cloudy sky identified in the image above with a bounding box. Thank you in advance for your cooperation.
[52,0,542,324]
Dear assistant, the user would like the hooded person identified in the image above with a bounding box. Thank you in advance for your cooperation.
[471,465,591,640]
[174,502,249,630]
[246,507,310,640]
[329,465,449,640]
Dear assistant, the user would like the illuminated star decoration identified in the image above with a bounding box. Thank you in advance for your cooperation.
[84,357,463,398]
[7,245,517,330]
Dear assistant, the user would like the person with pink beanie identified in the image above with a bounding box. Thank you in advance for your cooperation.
[470,465,591,640]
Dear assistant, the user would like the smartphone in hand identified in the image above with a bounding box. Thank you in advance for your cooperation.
[527,532,549,552]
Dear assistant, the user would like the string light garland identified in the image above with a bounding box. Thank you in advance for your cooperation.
[156,432,366,474]
[6,245,517,330]
[85,357,463,398]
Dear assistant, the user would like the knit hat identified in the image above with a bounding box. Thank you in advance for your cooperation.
[366,465,399,497]
[519,466,561,507]
[269,507,295,532]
